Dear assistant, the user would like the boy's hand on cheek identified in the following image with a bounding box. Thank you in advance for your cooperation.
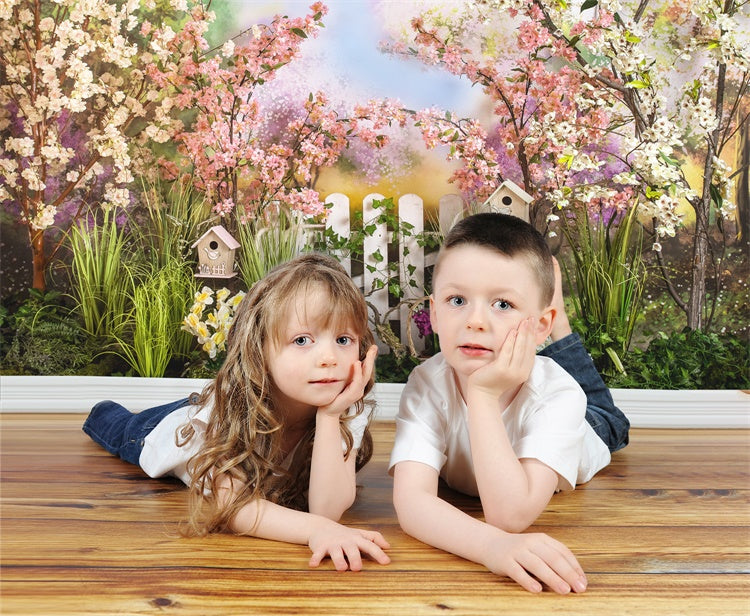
[467,318,536,400]
[318,345,377,418]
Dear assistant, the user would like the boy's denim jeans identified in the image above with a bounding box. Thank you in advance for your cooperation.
[82,397,191,466]
[539,333,630,453]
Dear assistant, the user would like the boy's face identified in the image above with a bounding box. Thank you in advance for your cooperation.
[430,244,554,389]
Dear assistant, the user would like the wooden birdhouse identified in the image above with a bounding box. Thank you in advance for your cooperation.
[481,180,533,222]
[191,225,240,279]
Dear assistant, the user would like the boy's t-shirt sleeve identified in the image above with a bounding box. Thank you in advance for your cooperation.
[510,358,596,491]
[388,359,448,475]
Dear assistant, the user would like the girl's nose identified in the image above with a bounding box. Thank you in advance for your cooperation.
[317,342,338,367]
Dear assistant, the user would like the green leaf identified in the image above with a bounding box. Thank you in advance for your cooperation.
[581,0,598,11]
[291,27,308,38]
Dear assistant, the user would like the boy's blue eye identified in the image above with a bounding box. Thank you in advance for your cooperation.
[336,335,353,346]
[448,296,465,307]
[293,336,311,346]
[493,299,512,311]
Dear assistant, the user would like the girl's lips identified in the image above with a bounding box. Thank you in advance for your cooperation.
[310,379,340,384]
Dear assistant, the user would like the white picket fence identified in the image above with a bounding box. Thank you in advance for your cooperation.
[313,192,467,355]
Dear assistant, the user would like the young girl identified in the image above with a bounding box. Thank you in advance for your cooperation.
[83,253,390,572]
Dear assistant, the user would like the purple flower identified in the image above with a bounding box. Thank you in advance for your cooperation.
[412,308,433,338]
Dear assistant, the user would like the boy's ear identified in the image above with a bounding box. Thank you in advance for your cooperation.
[535,306,555,345]
[429,295,438,332]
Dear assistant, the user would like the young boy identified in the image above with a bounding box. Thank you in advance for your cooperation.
[389,212,629,594]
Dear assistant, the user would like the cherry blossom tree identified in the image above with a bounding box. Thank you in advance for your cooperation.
[383,0,749,330]
[0,0,188,291]
[143,3,409,223]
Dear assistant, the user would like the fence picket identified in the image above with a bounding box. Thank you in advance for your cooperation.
[362,193,390,352]
[323,192,465,355]
[398,194,425,354]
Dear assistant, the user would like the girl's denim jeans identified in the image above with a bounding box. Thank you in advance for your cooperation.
[539,333,630,453]
[82,397,191,466]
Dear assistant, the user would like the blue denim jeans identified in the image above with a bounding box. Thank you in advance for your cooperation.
[539,333,630,453]
[82,397,192,466]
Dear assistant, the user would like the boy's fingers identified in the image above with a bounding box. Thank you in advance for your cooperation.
[504,560,543,593]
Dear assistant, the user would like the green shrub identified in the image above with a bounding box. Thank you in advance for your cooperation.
[1,290,96,375]
[607,328,750,389]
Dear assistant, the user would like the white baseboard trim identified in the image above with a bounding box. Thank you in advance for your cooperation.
[1,376,748,428]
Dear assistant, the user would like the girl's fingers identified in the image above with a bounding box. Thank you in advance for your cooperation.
[357,537,391,565]
[343,544,363,572]
[328,546,348,572]
[364,530,391,550]
[308,548,325,568]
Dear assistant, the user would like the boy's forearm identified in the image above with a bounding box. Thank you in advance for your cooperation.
[308,413,356,519]
[465,392,548,531]
[394,486,498,567]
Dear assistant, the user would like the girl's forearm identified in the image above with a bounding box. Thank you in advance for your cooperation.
[229,496,326,544]
[308,412,356,519]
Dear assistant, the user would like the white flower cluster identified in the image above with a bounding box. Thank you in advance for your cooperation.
[0,0,183,231]
[691,0,750,70]
[182,287,246,360]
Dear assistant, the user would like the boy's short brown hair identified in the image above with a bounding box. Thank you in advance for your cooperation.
[436,212,555,306]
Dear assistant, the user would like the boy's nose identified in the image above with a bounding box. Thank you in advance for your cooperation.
[466,306,486,330]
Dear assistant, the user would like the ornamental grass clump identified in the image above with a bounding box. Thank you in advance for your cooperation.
[68,209,132,340]
[114,259,195,378]
[234,207,305,289]
[562,203,646,376]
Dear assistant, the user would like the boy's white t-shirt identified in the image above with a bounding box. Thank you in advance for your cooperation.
[388,353,611,495]
[139,398,370,486]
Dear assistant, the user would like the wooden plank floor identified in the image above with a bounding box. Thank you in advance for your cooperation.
[1,414,749,615]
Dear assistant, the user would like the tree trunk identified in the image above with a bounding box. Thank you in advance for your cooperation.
[687,201,709,330]
[29,227,47,292]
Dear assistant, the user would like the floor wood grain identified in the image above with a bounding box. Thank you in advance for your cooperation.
[1,414,748,615]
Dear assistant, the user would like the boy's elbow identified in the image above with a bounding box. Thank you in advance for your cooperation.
[393,490,423,537]
[484,509,534,533]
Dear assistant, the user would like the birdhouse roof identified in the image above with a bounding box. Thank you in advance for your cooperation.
[486,180,533,204]
[191,225,240,250]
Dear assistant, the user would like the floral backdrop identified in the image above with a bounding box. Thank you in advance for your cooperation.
[0,0,747,387]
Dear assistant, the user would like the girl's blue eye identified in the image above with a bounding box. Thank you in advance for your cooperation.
[448,296,465,307]
[336,335,353,346]
[293,336,311,346]
[493,299,512,311]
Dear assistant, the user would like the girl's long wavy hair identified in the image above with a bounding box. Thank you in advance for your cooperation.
[182,253,375,536]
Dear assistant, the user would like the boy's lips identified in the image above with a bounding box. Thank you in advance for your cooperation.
[309,378,341,384]
[458,343,492,356]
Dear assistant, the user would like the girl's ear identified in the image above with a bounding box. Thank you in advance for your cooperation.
[535,306,555,345]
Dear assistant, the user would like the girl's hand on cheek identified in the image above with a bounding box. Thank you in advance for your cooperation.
[318,345,378,418]
[467,318,536,400]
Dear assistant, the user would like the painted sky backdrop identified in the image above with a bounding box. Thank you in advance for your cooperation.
[210,0,484,204]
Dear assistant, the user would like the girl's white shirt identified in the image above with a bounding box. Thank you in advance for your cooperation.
[139,397,370,486]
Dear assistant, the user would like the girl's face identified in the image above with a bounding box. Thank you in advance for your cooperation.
[267,285,362,417]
